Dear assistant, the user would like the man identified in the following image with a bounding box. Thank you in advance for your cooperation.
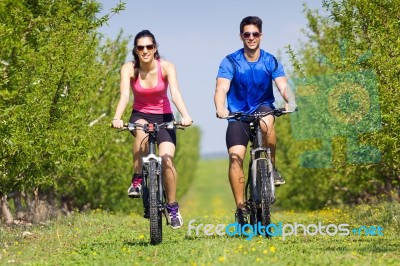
[214,16,294,224]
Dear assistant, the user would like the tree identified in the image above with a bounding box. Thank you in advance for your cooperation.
[276,0,400,209]
[0,0,201,223]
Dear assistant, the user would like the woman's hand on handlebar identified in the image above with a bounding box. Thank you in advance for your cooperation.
[180,116,193,127]
[112,119,124,128]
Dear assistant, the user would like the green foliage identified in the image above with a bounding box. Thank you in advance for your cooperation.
[1,0,106,194]
[278,0,400,209]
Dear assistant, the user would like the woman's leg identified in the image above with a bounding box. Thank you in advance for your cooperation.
[158,142,176,203]
[132,118,149,174]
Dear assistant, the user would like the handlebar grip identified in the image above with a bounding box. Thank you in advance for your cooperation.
[110,121,129,129]
[174,120,193,126]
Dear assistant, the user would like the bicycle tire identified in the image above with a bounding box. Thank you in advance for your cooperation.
[148,159,162,245]
[259,159,272,236]
[247,161,257,226]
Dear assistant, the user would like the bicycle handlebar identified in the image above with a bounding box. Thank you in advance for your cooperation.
[111,121,191,132]
[218,107,298,120]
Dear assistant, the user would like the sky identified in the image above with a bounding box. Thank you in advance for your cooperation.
[97,0,325,157]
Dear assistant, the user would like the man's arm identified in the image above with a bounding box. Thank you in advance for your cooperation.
[214,77,231,118]
[274,76,296,110]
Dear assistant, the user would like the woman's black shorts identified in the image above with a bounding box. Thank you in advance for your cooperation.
[129,110,176,146]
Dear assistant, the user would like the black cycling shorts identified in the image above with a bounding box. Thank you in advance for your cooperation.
[129,110,176,146]
[226,105,274,150]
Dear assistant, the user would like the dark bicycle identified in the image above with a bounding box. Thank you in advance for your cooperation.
[222,107,297,236]
[113,121,187,245]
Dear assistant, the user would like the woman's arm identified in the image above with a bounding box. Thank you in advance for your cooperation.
[163,61,192,126]
[112,63,132,128]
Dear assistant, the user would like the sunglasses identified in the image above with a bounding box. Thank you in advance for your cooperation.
[136,44,155,51]
[242,32,261,39]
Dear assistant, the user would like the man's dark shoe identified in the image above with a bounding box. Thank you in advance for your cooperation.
[143,208,149,219]
[235,208,248,226]
[272,168,286,186]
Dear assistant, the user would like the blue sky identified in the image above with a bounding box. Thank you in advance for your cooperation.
[98,0,324,156]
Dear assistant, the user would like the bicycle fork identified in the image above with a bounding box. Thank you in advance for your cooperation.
[250,148,276,204]
[141,154,165,216]
[266,148,276,203]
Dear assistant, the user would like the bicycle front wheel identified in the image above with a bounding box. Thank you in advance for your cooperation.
[259,159,272,236]
[148,159,162,245]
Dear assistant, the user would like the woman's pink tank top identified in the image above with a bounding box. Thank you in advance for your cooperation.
[131,60,172,114]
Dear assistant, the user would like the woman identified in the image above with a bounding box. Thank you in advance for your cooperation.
[112,30,192,229]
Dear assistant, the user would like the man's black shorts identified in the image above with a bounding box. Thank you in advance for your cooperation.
[226,105,274,150]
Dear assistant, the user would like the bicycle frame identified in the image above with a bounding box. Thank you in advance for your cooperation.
[221,108,297,235]
[114,121,184,245]
[140,124,165,214]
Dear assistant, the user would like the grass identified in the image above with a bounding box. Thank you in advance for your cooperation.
[1,159,399,265]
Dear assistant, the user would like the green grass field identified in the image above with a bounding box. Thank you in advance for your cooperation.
[1,159,399,265]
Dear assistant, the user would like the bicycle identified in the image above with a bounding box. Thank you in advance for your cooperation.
[112,120,187,245]
[221,107,297,236]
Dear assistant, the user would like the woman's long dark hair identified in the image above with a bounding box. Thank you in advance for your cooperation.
[132,30,161,79]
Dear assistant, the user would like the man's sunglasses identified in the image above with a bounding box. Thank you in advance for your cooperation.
[242,32,261,39]
[136,44,155,51]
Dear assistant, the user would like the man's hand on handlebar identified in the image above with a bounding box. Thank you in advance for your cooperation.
[216,108,230,119]
[285,102,298,112]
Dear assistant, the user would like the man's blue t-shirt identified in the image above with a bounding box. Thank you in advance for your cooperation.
[217,48,285,114]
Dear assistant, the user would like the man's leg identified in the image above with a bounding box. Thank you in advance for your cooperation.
[261,115,285,185]
[228,145,249,225]
[228,145,247,209]
[260,115,276,165]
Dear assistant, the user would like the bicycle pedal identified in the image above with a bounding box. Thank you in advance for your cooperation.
[128,194,142,198]
[162,209,169,225]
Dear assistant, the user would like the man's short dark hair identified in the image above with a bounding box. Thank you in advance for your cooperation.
[240,16,263,33]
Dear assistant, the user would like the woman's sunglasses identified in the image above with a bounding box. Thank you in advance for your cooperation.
[242,32,261,39]
[136,44,155,51]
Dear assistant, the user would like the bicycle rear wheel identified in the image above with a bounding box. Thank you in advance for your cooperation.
[148,159,162,245]
[258,159,272,236]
